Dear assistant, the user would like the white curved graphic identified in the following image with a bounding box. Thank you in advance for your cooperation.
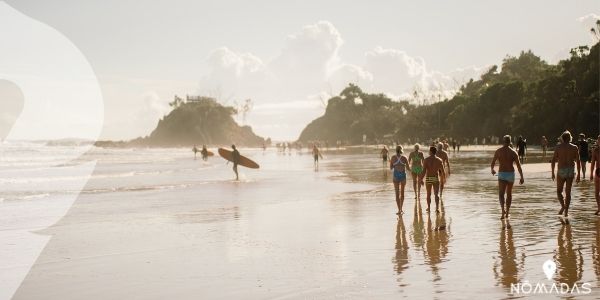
[0,1,103,299]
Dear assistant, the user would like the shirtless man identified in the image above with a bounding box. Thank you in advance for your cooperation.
[409,144,425,200]
[491,135,525,219]
[551,131,581,217]
[436,143,451,198]
[312,145,322,169]
[541,136,549,159]
[418,146,445,213]
[192,145,199,160]
[390,145,409,215]
[516,136,527,164]
[590,135,600,215]
[201,145,209,161]
[577,133,589,179]
[381,145,389,166]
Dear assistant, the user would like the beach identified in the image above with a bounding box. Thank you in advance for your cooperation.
[3,145,600,299]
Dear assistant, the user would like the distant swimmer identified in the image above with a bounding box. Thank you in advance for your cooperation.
[192,145,199,160]
[436,143,451,198]
[231,144,241,180]
[541,136,549,158]
[590,135,600,215]
[201,145,209,161]
[491,135,524,220]
[312,144,322,169]
[516,136,527,164]
[551,131,581,217]
[578,133,590,179]
[381,146,389,165]
[419,146,445,213]
[409,144,425,200]
[390,145,409,215]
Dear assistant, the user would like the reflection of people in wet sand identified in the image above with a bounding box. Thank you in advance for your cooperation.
[393,216,410,277]
[419,146,445,213]
[390,146,409,215]
[591,135,600,215]
[231,144,240,180]
[554,221,583,287]
[551,131,581,217]
[410,200,425,251]
[201,145,209,161]
[491,135,524,220]
[192,145,199,160]
[409,144,425,200]
[424,212,450,282]
[436,143,451,198]
[493,220,524,288]
[593,219,600,281]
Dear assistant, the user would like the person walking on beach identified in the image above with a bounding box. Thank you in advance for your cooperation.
[312,144,322,169]
[451,140,457,153]
[457,140,461,152]
[381,145,389,166]
[419,146,445,213]
[390,145,409,215]
[231,144,241,180]
[541,136,549,159]
[201,145,209,161]
[590,135,600,215]
[578,134,589,179]
[409,144,425,200]
[192,145,199,160]
[491,135,525,220]
[516,136,527,164]
[551,131,581,217]
[436,143,451,198]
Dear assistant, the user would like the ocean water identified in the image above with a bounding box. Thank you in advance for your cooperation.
[2,143,599,299]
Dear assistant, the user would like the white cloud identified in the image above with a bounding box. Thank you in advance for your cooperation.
[196,21,485,140]
[577,13,600,24]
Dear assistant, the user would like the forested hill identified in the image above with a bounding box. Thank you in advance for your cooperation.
[298,43,599,144]
[97,97,265,147]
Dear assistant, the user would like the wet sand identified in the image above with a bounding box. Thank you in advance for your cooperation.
[8,146,600,299]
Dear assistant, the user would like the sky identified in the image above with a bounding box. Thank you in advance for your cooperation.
[3,0,599,141]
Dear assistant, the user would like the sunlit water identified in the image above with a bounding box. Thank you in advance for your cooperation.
[3,144,599,299]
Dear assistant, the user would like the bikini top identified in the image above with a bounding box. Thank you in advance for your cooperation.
[392,156,406,169]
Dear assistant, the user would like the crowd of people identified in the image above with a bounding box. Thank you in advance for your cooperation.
[387,131,600,220]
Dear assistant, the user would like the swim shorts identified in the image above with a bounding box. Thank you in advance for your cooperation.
[425,176,439,184]
[497,171,515,183]
[557,167,575,179]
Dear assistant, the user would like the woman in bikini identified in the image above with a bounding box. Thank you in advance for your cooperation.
[390,145,409,215]
[409,144,425,200]
[590,135,600,215]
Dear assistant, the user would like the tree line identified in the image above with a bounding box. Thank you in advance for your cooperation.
[298,42,599,145]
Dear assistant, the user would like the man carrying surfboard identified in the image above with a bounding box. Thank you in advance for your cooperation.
[232,144,241,180]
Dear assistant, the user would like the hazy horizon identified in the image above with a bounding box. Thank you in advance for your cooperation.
[4,0,599,141]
